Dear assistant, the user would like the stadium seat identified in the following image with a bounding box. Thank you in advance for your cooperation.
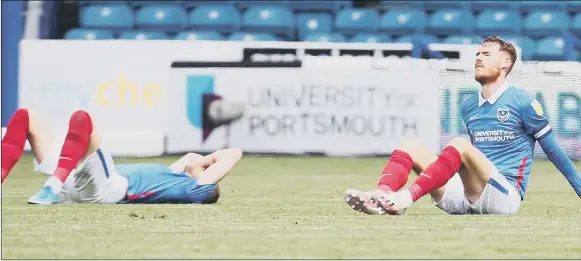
[349,33,390,43]
[379,1,423,9]
[80,4,134,30]
[64,28,115,40]
[500,35,535,61]
[334,8,379,34]
[568,1,581,12]
[395,34,439,44]
[129,0,175,7]
[174,31,223,40]
[427,9,474,35]
[188,5,241,33]
[235,1,288,10]
[534,36,566,61]
[296,12,333,40]
[442,35,481,44]
[423,1,470,11]
[470,1,519,11]
[572,13,581,37]
[228,32,279,41]
[241,6,294,38]
[135,5,187,32]
[520,1,566,13]
[118,31,169,39]
[79,0,126,6]
[379,8,426,35]
[522,10,570,37]
[182,0,233,8]
[474,9,521,35]
[288,1,350,13]
[302,32,346,42]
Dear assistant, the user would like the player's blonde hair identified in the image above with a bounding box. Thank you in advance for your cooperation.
[481,36,518,75]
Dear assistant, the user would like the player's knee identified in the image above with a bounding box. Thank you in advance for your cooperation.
[396,139,422,152]
[447,137,471,154]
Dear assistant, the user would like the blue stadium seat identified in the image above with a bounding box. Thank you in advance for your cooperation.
[568,1,581,12]
[534,36,566,61]
[523,10,570,37]
[189,5,241,33]
[228,32,279,41]
[236,1,288,10]
[349,33,390,43]
[174,31,223,40]
[182,0,233,8]
[395,34,439,44]
[379,8,426,35]
[428,9,474,35]
[135,5,187,32]
[442,35,481,44]
[118,31,169,39]
[129,0,176,7]
[572,13,581,37]
[380,1,423,9]
[79,0,127,6]
[303,32,346,42]
[470,1,519,11]
[335,8,379,34]
[80,4,134,30]
[242,5,294,38]
[64,28,115,40]
[500,35,535,61]
[423,1,470,11]
[288,1,350,13]
[520,1,566,13]
[296,13,333,40]
[474,9,521,35]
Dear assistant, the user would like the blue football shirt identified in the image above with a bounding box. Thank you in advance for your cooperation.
[115,163,216,204]
[461,81,551,199]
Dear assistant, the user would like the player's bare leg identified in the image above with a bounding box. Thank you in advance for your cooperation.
[344,139,446,215]
[28,110,99,204]
[1,109,55,183]
[375,137,495,214]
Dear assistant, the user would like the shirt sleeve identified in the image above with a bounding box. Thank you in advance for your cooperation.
[521,96,551,140]
[186,182,217,204]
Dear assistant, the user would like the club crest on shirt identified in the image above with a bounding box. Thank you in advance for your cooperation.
[497,108,510,122]
[531,99,544,116]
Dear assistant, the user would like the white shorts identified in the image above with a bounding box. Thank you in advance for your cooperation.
[35,138,128,204]
[432,170,522,215]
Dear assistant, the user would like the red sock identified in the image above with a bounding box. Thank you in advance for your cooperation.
[53,111,93,183]
[1,109,30,183]
[407,146,463,202]
[377,150,413,192]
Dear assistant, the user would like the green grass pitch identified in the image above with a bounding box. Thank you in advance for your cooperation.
[2,154,580,259]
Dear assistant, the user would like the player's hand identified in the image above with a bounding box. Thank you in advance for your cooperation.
[184,164,205,178]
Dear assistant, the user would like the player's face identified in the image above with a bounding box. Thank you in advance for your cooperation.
[474,42,505,84]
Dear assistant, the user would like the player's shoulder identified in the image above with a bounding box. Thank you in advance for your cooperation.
[460,92,479,114]
[506,86,535,105]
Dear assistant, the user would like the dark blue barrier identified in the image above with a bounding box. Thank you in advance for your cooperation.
[1,1,25,126]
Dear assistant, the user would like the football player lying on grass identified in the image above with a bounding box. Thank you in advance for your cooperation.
[2,108,242,205]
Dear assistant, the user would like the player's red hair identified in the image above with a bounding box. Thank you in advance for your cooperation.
[481,36,518,75]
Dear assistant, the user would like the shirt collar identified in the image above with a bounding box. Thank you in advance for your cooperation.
[478,80,510,107]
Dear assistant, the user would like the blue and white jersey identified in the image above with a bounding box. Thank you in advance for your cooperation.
[461,81,551,198]
[115,163,216,204]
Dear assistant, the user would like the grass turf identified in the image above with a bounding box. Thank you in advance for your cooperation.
[2,154,580,259]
